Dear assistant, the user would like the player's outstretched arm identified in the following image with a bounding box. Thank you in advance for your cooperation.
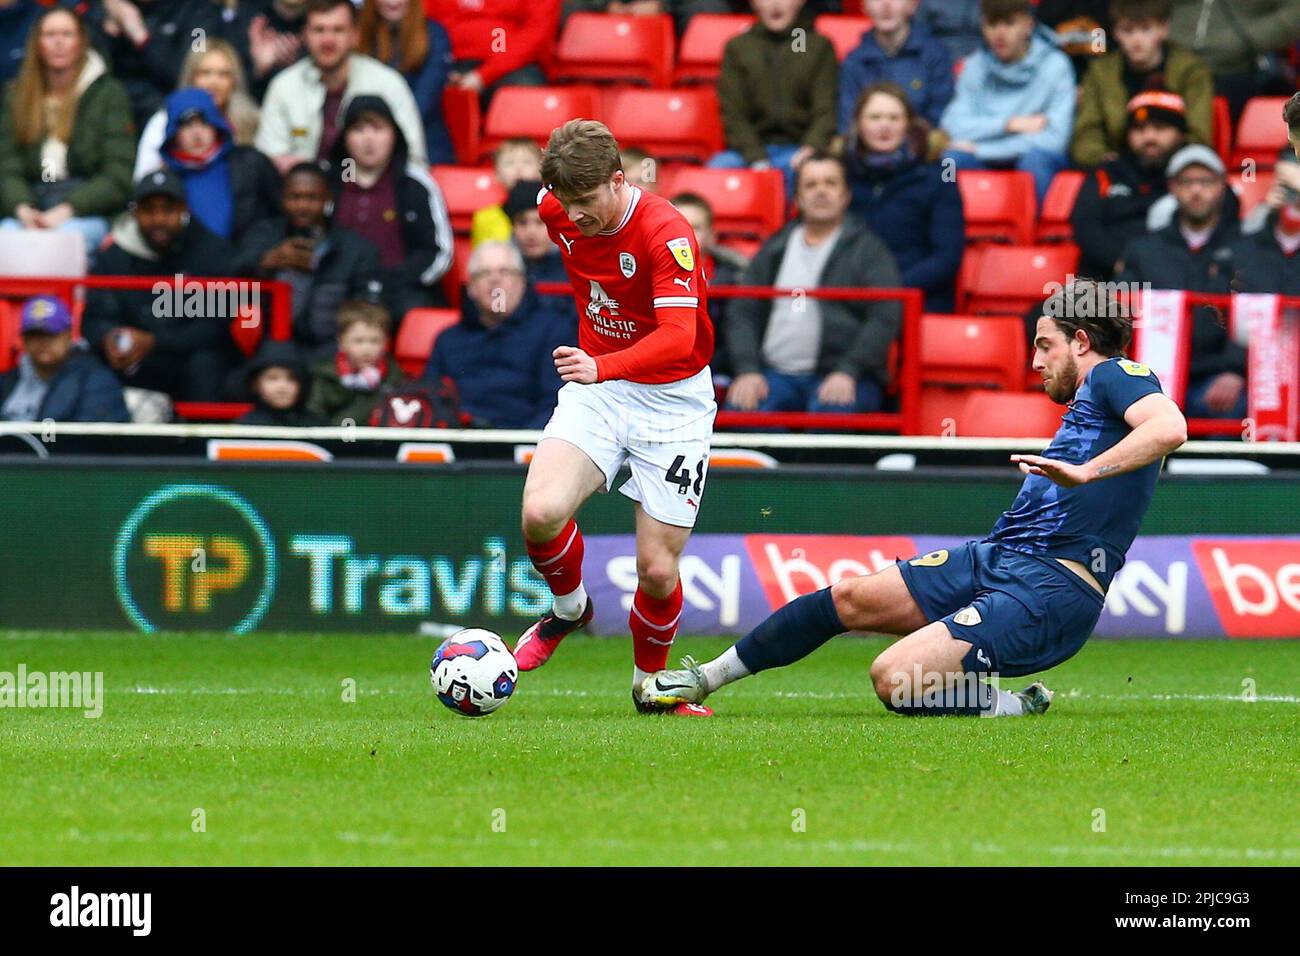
[1012,393,1187,488]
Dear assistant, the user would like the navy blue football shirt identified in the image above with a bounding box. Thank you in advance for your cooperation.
[984,357,1165,588]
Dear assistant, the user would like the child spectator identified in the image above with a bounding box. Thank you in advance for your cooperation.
[308,300,405,424]
[621,147,659,193]
[134,39,263,182]
[358,0,456,166]
[237,340,328,426]
[158,88,281,246]
[1071,0,1212,168]
[328,94,454,324]
[711,0,839,194]
[0,7,134,260]
[840,0,955,133]
[469,138,543,247]
[503,178,569,319]
[939,0,1076,205]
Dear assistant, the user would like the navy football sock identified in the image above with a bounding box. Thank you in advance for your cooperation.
[733,588,845,674]
[882,679,993,716]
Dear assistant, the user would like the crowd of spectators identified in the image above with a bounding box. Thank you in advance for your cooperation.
[0,0,1297,428]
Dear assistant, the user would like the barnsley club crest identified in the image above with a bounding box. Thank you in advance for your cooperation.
[619,252,636,278]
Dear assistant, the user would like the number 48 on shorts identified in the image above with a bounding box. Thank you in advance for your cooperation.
[664,455,705,497]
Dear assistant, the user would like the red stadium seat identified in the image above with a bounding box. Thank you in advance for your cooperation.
[920,313,1027,391]
[480,86,602,158]
[1231,96,1290,171]
[441,86,481,166]
[0,300,19,373]
[963,244,1080,316]
[813,15,873,61]
[1211,95,1232,165]
[1228,170,1276,220]
[431,166,506,235]
[396,308,460,378]
[552,14,675,88]
[601,87,724,163]
[959,390,1065,438]
[659,165,786,238]
[441,236,473,309]
[917,386,981,437]
[675,14,755,84]
[1036,170,1085,243]
[957,170,1037,245]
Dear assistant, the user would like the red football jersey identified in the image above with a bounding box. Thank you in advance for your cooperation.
[538,185,714,384]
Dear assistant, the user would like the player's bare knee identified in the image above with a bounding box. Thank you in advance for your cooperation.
[520,495,568,542]
[832,577,878,631]
[869,656,901,702]
[636,555,679,598]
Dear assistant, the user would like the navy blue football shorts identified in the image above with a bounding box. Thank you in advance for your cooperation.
[896,542,1105,678]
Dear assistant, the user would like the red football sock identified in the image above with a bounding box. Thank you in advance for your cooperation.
[630,580,683,673]
[526,519,585,598]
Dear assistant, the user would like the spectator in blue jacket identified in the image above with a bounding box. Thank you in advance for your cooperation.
[423,241,566,428]
[844,82,964,312]
[939,0,1076,205]
[0,296,129,423]
[917,0,983,62]
[503,178,570,323]
[840,0,954,133]
[358,0,456,166]
[0,0,38,86]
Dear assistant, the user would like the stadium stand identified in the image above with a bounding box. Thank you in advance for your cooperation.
[551,13,676,89]
[812,15,874,61]
[1036,171,1085,244]
[1231,96,1290,170]
[395,308,460,378]
[957,170,1039,246]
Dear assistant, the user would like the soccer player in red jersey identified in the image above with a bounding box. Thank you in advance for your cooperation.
[513,119,717,716]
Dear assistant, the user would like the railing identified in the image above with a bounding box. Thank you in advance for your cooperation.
[536,280,924,435]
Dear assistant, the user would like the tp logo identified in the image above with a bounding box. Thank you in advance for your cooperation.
[113,484,276,633]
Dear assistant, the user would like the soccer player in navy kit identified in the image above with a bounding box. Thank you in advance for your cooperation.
[643,279,1189,717]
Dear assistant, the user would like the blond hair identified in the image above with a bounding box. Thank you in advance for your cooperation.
[540,120,621,199]
[177,40,260,146]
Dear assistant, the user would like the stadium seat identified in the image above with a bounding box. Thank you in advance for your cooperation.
[441,236,472,310]
[959,390,1064,438]
[954,245,985,313]
[659,165,787,238]
[674,14,754,84]
[0,300,19,373]
[480,86,602,158]
[963,244,1080,316]
[1228,170,1276,220]
[919,314,1027,391]
[431,166,507,235]
[813,15,873,61]
[917,386,982,437]
[1036,170,1085,243]
[396,308,460,378]
[600,87,724,163]
[551,13,675,88]
[441,86,481,166]
[957,170,1038,245]
[1231,96,1289,171]
[1211,95,1232,165]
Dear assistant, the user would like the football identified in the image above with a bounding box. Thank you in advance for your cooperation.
[429,628,519,717]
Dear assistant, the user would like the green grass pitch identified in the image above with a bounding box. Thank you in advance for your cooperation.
[2,631,1298,866]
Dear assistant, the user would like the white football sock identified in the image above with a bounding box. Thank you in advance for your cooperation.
[552,582,588,621]
[700,647,751,693]
[633,666,649,689]
[990,686,1024,717]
